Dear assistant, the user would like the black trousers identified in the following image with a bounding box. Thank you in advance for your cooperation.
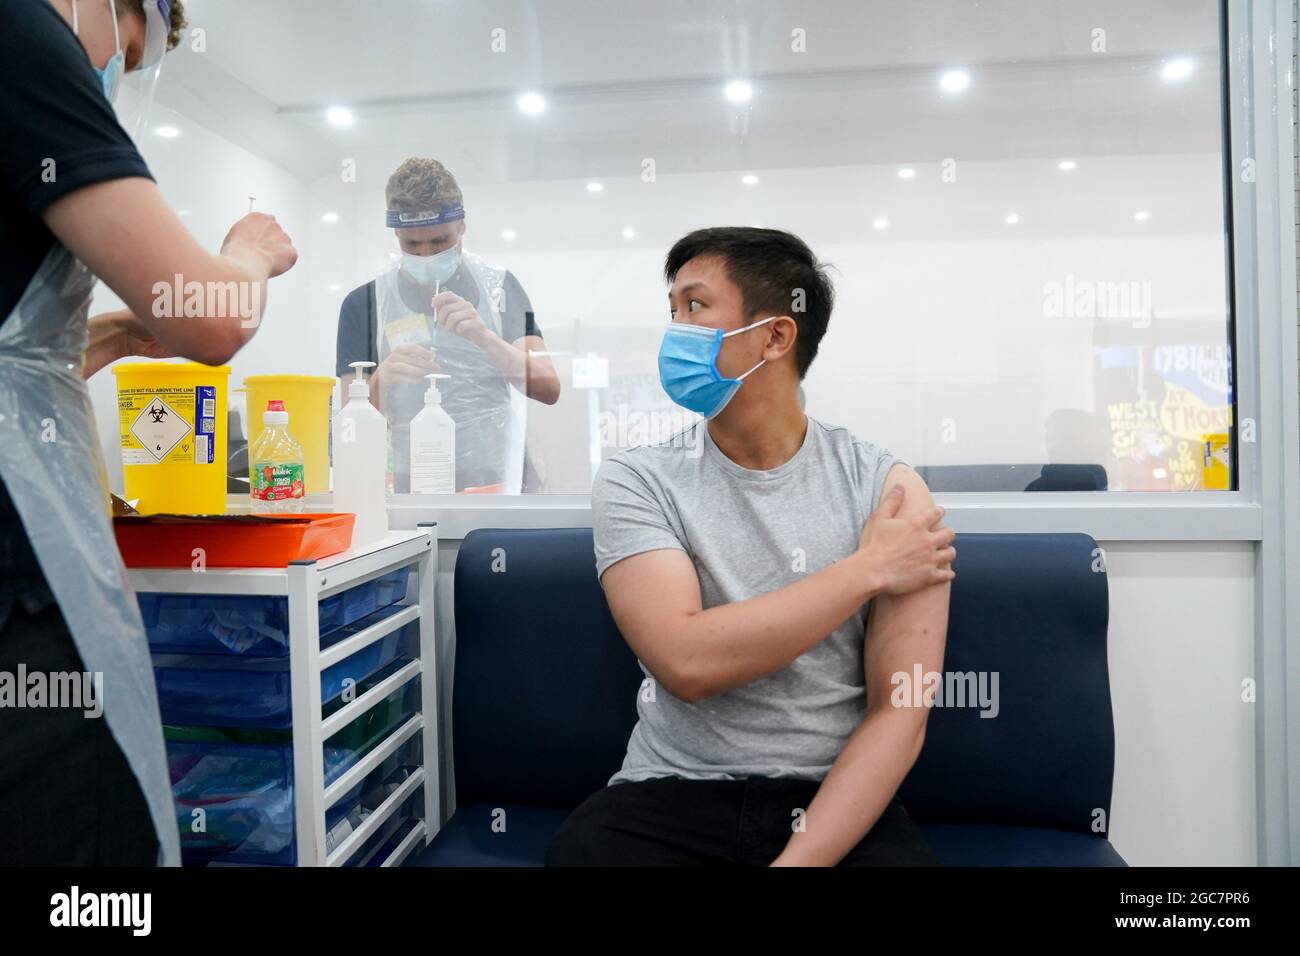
[546,776,940,867]
[0,602,158,865]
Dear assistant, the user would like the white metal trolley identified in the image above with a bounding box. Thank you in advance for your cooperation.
[128,524,441,867]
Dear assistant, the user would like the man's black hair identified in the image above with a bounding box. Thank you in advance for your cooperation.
[663,226,835,378]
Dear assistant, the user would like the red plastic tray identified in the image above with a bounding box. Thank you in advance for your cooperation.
[114,513,357,568]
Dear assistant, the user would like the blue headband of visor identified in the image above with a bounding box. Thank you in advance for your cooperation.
[385,203,466,229]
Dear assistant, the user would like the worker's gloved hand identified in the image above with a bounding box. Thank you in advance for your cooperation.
[86,309,176,376]
[220,212,299,279]
[114,310,176,360]
[432,291,492,348]
[379,344,441,385]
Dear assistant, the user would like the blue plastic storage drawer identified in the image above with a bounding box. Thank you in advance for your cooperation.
[153,607,416,729]
[166,683,419,866]
[139,567,409,656]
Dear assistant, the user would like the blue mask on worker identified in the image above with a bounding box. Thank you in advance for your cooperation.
[95,49,126,103]
[73,0,126,103]
[658,316,776,418]
[402,246,460,286]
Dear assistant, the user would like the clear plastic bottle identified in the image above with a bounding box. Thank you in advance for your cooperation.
[249,399,305,513]
[410,374,455,494]
[333,361,389,547]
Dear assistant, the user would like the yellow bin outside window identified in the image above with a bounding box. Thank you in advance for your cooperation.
[243,374,336,494]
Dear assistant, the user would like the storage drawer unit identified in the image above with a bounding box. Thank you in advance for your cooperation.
[152,611,418,728]
[139,567,410,657]
[130,527,441,867]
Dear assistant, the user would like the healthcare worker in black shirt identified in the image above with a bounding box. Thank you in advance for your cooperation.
[0,0,298,864]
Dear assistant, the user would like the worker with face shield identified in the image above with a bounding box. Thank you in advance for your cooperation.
[0,0,298,864]
[335,158,561,494]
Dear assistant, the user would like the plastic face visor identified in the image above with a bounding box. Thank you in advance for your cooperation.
[140,0,170,70]
[385,204,467,229]
[116,0,171,137]
[72,0,166,71]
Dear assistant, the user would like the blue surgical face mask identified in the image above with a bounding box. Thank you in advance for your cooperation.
[402,245,460,286]
[96,50,126,102]
[73,0,125,103]
[658,315,777,418]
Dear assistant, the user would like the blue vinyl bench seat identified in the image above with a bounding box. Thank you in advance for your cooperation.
[409,528,1124,867]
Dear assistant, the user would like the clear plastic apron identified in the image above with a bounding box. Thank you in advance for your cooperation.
[0,244,179,865]
[374,250,525,494]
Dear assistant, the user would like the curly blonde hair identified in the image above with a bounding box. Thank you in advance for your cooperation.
[386,158,463,213]
[118,0,188,52]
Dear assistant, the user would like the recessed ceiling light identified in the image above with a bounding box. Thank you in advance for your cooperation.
[939,69,971,93]
[622,227,636,239]
[873,217,889,230]
[321,212,340,224]
[586,181,604,193]
[724,80,754,103]
[517,92,546,115]
[741,173,759,186]
[1058,159,1077,171]
[898,167,916,180]
[154,125,180,138]
[325,106,354,128]
[328,283,342,292]
[502,229,517,241]
[177,209,191,217]
[1134,210,1150,222]
[1005,213,1020,225]
[1161,58,1195,83]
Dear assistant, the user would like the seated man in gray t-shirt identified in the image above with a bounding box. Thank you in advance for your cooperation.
[546,227,956,867]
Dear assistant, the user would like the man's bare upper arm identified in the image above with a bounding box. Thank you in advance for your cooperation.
[864,464,951,715]
[600,548,702,688]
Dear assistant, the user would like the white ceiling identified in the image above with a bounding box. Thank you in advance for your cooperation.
[158,0,1224,184]
[179,0,1219,103]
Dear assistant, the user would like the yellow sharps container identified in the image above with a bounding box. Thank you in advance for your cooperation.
[242,375,336,494]
[113,362,231,514]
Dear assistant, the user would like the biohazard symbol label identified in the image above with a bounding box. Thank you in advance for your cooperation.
[129,395,192,462]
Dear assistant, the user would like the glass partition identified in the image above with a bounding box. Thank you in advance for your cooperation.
[122,0,1233,494]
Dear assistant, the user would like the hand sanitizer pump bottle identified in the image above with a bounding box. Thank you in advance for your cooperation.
[409,373,455,494]
[333,361,389,548]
